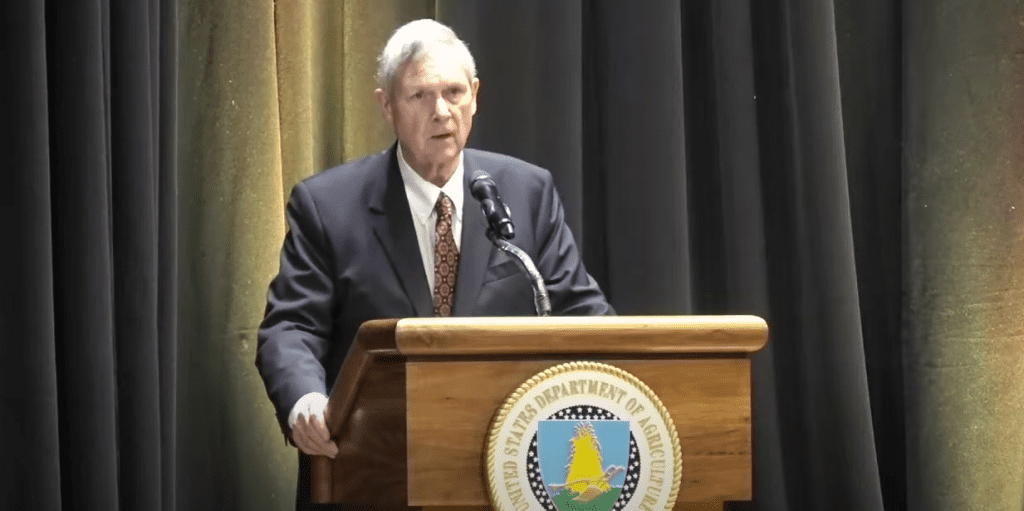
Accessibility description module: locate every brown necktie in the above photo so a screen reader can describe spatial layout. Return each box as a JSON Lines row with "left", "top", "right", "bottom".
{"left": 433, "top": 192, "right": 459, "bottom": 316}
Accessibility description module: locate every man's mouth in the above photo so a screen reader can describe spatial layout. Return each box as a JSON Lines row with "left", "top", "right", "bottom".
{"left": 431, "top": 132, "right": 455, "bottom": 139}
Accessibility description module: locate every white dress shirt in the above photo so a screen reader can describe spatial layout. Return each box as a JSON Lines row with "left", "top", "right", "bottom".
{"left": 288, "top": 146, "right": 465, "bottom": 430}
{"left": 396, "top": 143, "right": 464, "bottom": 295}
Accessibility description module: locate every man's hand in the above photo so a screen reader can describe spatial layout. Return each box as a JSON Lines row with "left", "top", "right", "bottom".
{"left": 288, "top": 392, "right": 339, "bottom": 458}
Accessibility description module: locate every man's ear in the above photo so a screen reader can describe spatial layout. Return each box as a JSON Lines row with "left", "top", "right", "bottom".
{"left": 374, "top": 88, "right": 394, "bottom": 124}
{"left": 470, "top": 78, "right": 480, "bottom": 116}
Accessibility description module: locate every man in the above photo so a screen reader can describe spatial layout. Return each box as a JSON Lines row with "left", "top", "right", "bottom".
{"left": 255, "top": 18, "right": 612, "bottom": 506}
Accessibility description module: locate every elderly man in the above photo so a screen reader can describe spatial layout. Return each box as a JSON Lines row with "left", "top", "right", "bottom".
{"left": 256, "top": 18, "right": 612, "bottom": 507}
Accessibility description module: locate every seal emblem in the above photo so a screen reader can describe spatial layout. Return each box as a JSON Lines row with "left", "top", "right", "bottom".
{"left": 486, "top": 362, "right": 681, "bottom": 511}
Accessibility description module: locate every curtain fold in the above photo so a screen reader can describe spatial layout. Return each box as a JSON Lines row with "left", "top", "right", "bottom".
{"left": 47, "top": 0, "right": 120, "bottom": 508}
{"left": 834, "top": 0, "right": 906, "bottom": 508}
{"left": 110, "top": 1, "right": 165, "bottom": 508}
{"left": 681, "top": 0, "right": 789, "bottom": 507}
{"left": 157, "top": 1, "right": 179, "bottom": 506}
{"left": 1, "top": 1, "right": 62, "bottom": 509}
{"left": 583, "top": 1, "right": 693, "bottom": 315}
{"left": 2, "top": 0, "right": 177, "bottom": 510}
{"left": 749, "top": 0, "right": 884, "bottom": 507}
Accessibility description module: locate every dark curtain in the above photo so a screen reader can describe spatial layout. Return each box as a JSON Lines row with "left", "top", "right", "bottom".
{"left": 1, "top": 0, "right": 178, "bottom": 510}
{"left": 834, "top": 1, "right": 904, "bottom": 509}
{"left": 442, "top": 1, "right": 897, "bottom": 509}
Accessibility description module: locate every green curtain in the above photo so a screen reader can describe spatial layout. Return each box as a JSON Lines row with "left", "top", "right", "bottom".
{"left": 176, "top": 1, "right": 432, "bottom": 507}
{"left": 902, "top": 1, "right": 1024, "bottom": 508}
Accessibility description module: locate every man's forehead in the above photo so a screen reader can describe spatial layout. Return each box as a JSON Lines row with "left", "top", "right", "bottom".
{"left": 398, "top": 52, "right": 472, "bottom": 87}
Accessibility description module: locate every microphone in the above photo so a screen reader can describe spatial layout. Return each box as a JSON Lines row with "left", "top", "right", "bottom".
{"left": 470, "top": 170, "right": 550, "bottom": 315}
{"left": 470, "top": 170, "right": 515, "bottom": 240}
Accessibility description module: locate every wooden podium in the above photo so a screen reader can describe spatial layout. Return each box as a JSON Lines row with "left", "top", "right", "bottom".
{"left": 312, "top": 316, "right": 767, "bottom": 510}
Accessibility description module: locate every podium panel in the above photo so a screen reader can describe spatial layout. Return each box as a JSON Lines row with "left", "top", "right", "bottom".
{"left": 407, "top": 358, "right": 751, "bottom": 506}
{"left": 312, "top": 316, "right": 767, "bottom": 509}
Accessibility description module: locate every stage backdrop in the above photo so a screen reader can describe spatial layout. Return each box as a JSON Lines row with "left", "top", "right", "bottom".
{"left": 3, "top": 0, "right": 1022, "bottom": 510}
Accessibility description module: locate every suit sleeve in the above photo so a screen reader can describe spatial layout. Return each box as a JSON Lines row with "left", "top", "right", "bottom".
{"left": 256, "top": 182, "right": 336, "bottom": 432}
{"left": 533, "top": 172, "right": 615, "bottom": 316}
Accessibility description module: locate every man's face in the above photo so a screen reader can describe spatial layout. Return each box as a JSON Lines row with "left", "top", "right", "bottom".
{"left": 377, "top": 49, "right": 480, "bottom": 186}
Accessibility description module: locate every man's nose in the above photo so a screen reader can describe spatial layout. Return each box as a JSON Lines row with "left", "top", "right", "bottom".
{"left": 433, "top": 96, "right": 451, "bottom": 119}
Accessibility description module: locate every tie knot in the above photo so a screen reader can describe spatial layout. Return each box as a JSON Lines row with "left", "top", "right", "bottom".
{"left": 435, "top": 192, "right": 453, "bottom": 218}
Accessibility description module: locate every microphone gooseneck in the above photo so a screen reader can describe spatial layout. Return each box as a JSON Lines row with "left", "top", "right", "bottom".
{"left": 486, "top": 232, "right": 552, "bottom": 317}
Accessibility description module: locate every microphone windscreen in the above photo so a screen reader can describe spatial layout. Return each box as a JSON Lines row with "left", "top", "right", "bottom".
{"left": 470, "top": 170, "right": 494, "bottom": 201}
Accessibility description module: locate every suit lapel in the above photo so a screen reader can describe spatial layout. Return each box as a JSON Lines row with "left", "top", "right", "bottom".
{"left": 453, "top": 151, "right": 493, "bottom": 316}
{"left": 368, "top": 145, "right": 433, "bottom": 317}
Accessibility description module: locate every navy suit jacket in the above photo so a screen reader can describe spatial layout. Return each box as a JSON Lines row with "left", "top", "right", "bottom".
{"left": 256, "top": 144, "right": 612, "bottom": 431}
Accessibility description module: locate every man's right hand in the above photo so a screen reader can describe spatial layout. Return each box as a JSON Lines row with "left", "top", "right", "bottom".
{"left": 288, "top": 392, "right": 339, "bottom": 458}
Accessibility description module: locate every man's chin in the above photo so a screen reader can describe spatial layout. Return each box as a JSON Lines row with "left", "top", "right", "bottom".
{"left": 424, "top": 144, "right": 461, "bottom": 161}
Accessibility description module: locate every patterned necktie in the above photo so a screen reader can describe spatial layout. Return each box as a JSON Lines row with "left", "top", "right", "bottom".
{"left": 433, "top": 192, "right": 459, "bottom": 316}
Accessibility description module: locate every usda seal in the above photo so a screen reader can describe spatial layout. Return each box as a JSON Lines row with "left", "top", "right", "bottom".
{"left": 485, "top": 362, "right": 681, "bottom": 511}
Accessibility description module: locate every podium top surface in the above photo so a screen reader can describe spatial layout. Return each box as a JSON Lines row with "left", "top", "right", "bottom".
{"left": 390, "top": 315, "right": 768, "bottom": 356}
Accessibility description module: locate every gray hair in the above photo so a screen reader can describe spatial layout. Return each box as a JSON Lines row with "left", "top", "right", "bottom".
{"left": 376, "top": 19, "right": 477, "bottom": 95}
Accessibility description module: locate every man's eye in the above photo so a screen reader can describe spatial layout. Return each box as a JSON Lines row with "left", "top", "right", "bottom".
{"left": 412, "top": 91, "right": 424, "bottom": 99}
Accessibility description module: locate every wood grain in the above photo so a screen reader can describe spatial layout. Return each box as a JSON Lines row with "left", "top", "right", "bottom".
{"left": 315, "top": 319, "right": 406, "bottom": 506}
{"left": 395, "top": 316, "right": 768, "bottom": 356}
{"left": 326, "top": 362, "right": 408, "bottom": 506}
{"left": 324, "top": 319, "right": 400, "bottom": 435}
{"left": 407, "top": 359, "right": 751, "bottom": 506}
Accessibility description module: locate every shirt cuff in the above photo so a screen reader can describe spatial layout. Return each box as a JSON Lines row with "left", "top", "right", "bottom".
{"left": 287, "top": 391, "right": 329, "bottom": 430}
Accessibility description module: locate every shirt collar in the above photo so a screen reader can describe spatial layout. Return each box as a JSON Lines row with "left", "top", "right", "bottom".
{"left": 397, "top": 144, "right": 464, "bottom": 224}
